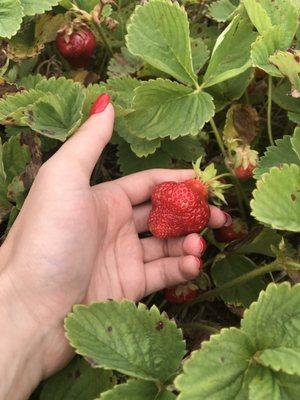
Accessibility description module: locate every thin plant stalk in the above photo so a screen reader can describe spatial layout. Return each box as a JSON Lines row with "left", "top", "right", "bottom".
{"left": 209, "top": 119, "right": 248, "bottom": 219}
{"left": 267, "top": 75, "right": 275, "bottom": 146}
{"left": 186, "top": 262, "right": 281, "bottom": 307}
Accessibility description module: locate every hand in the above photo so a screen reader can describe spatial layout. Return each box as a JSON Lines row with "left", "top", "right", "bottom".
{"left": 0, "top": 95, "right": 228, "bottom": 399}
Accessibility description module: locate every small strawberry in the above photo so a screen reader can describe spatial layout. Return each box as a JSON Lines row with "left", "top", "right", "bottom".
{"left": 234, "top": 163, "right": 256, "bottom": 180}
{"left": 148, "top": 159, "right": 230, "bottom": 239}
{"left": 231, "top": 145, "right": 259, "bottom": 181}
{"left": 56, "top": 25, "right": 96, "bottom": 68}
{"left": 215, "top": 218, "right": 248, "bottom": 243}
{"left": 164, "top": 282, "right": 200, "bottom": 304}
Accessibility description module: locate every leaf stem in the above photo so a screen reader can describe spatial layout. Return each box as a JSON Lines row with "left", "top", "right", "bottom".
{"left": 95, "top": 23, "right": 114, "bottom": 58}
{"left": 267, "top": 75, "right": 275, "bottom": 146}
{"left": 210, "top": 118, "right": 227, "bottom": 160}
{"left": 186, "top": 262, "right": 281, "bottom": 307}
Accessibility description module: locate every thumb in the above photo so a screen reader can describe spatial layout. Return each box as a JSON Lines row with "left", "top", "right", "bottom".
{"left": 54, "top": 93, "right": 114, "bottom": 177}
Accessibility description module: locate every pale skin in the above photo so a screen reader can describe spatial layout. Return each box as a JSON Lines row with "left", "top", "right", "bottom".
{"left": 0, "top": 103, "right": 228, "bottom": 400}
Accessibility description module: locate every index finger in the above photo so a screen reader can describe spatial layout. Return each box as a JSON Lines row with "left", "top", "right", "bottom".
{"left": 115, "top": 169, "right": 194, "bottom": 205}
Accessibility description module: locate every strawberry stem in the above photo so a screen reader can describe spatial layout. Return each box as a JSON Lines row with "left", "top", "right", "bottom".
{"left": 94, "top": 22, "right": 114, "bottom": 57}
{"left": 210, "top": 118, "right": 248, "bottom": 218}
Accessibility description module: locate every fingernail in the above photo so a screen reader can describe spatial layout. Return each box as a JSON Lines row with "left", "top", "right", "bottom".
{"left": 223, "top": 212, "right": 232, "bottom": 227}
{"left": 199, "top": 236, "right": 207, "bottom": 256}
{"left": 89, "top": 93, "right": 111, "bottom": 116}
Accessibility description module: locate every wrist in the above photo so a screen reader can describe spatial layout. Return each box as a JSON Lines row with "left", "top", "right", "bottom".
{"left": 0, "top": 266, "right": 45, "bottom": 400}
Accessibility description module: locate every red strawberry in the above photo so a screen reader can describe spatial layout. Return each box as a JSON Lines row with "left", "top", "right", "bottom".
{"left": 234, "top": 163, "right": 256, "bottom": 180}
{"left": 215, "top": 218, "right": 248, "bottom": 243}
{"left": 148, "top": 179, "right": 210, "bottom": 238}
{"left": 148, "top": 159, "right": 231, "bottom": 239}
{"left": 164, "top": 282, "right": 200, "bottom": 304}
{"left": 56, "top": 26, "right": 96, "bottom": 68}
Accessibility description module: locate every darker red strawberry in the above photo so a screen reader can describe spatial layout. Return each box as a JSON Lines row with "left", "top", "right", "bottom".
{"left": 56, "top": 26, "right": 96, "bottom": 68}
{"left": 148, "top": 179, "right": 210, "bottom": 238}
{"left": 234, "top": 163, "right": 256, "bottom": 180}
{"left": 164, "top": 282, "right": 200, "bottom": 304}
{"left": 215, "top": 218, "right": 248, "bottom": 243}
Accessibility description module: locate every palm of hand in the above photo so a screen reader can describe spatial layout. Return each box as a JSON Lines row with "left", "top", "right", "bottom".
{"left": 87, "top": 182, "right": 147, "bottom": 303}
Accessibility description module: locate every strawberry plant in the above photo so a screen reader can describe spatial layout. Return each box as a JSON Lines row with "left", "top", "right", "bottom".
{"left": 0, "top": 0, "right": 300, "bottom": 399}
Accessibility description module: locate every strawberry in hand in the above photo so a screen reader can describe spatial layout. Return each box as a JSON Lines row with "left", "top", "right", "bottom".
{"left": 148, "top": 159, "right": 230, "bottom": 238}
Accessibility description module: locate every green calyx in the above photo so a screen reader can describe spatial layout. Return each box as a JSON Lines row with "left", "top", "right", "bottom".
{"left": 193, "top": 157, "right": 231, "bottom": 205}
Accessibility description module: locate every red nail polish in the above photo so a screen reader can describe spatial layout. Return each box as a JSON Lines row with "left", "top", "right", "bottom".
{"left": 89, "top": 93, "right": 111, "bottom": 116}
{"left": 223, "top": 212, "right": 232, "bottom": 227}
{"left": 199, "top": 236, "right": 207, "bottom": 256}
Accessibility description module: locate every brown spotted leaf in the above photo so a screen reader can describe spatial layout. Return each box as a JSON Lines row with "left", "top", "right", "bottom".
{"left": 65, "top": 300, "right": 185, "bottom": 383}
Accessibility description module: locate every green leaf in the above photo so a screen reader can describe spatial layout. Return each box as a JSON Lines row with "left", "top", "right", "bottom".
{"left": 107, "top": 77, "right": 141, "bottom": 111}
{"left": 65, "top": 300, "right": 185, "bottom": 383}
{"left": 243, "top": 0, "right": 273, "bottom": 35}
{"left": 24, "top": 94, "right": 82, "bottom": 140}
{"left": 6, "top": 206, "right": 18, "bottom": 229}
{"left": 208, "top": 0, "right": 237, "bottom": 22}
{"left": 2, "top": 135, "right": 30, "bottom": 183}
{"left": 0, "top": 139, "right": 11, "bottom": 211}
{"left": 242, "top": 283, "right": 300, "bottom": 350}
{"left": 7, "top": 175, "right": 26, "bottom": 209}
{"left": 116, "top": 118, "right": 161, "bottom": 157}
{"left": 0, "top": 0, "right": 24, "bottom": 39}
{"left": 269, "top": 50, "right": 300, "bottom": 96}
{"left": 236, "top": 228, "right": 282, "bottom": 257}
{"left": 254, "top": 135, "right": 300, "bottom": 180}
{"left": 40, "top": 357, "right": 114, "bottom": 400}
{"left": 175, "top": 328, "right": 255, "bottom": 400}
{"left": 23, "top": 77, "right": 85, "bottom": 140}
{"left": 190, "top": 38, "right": 210, "bottom": 73}
{"left": 161, "top": 136, "right": 205, "bottom": 162}
{"left": 207, "top": 68, "right": 253, "bottom": 112}
{"left": 244, "top": 0, "right": 298, "bottom": 40}
{"left": 176, "top": 283, "right": 300, "bottom": 400}
{"left": 117, "top": 140, "right": 172, "bottom": 174}
{"left": 0, "top": 90, "right": 46, "bottom": 125}
{"left": 107, "top": 47, "right": 143, "bottom": 79}
{"left": 258, "top": 347, "right": 300, "bottom": 376}
{"left": 291, "top": 127, "right": 300, "bottom": 159}
{"left": 251, "top": 164, "right": 300, "bottom": 232}
{"left": 249, "top": 368, "right": 300, "bottom": 400}
{"left": 251, "top": 26, "right": 294, "bottom": 76}
{"left": 18, "top": 74, "right": 45, "bottom": 90}
{"left": 99, "top": 380, "right": 176, "bottom": 400}
{"left": 7, "top": 19, "right": 44, "bottom": 62}
{"left": 20, "top": 0, "right": 60, "bottom": 16}
{"left": 211, "top": 254, "right": 265, "bottom": 307}
{"left": 73, "top": 0, "right": 99, "bottom": 13}
{"left": 35, "top": 13, "right": 67, "bottom": 44}
{"left": 126, "top": 0, "right": 198, "bottom": 86}
{"left": 124, "top": 79, "right": 215, "bottom": 140}
{"left": 273, "top": 79, "right": 300, "bottom": 122}
{"left": 202, "top": 17, "right": 256, "bottom": 88}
